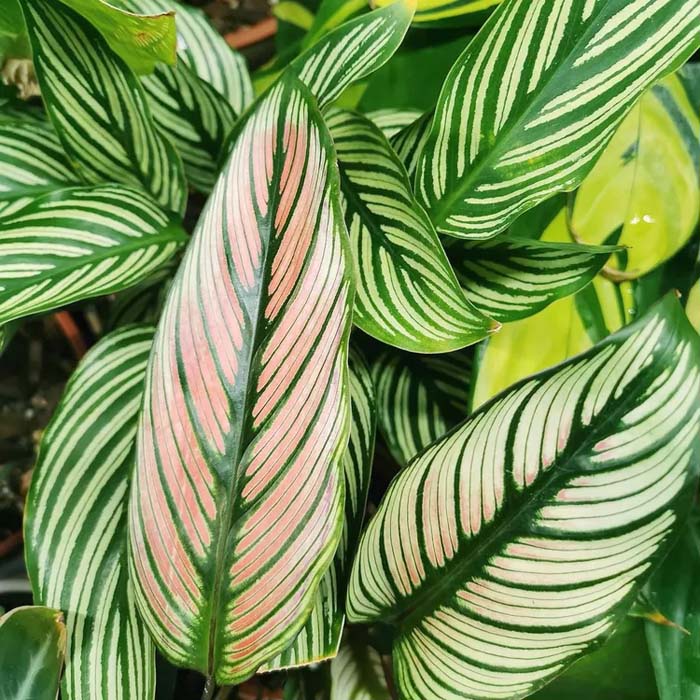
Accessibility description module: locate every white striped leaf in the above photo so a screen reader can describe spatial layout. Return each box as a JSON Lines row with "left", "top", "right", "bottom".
{"left": 21, "top": 0, "right": 187, "bottom": 215}
{"left": 367, "top": 108, "right": 424, "bottom": 138}
{"left": 448, "top": 237, "right": 615, "bottom": 323}
{"left": 417, "top": 0, "right": 700, "bottom": 239}
{"left": 326, "top": 108, "right": 496, "bottom": 353}
{"left": 128, "top": 74, "right": 355, "bottom": 684}
{"left": 0, "top": 606, "right": 65, "bottom": 700}
{"left": 264, "top": 348, "right": 377, "bottom": 670}
{"left": 348, "top": 295, "right": 700, "bottom": 700}
{"left": 0, "top": 185, "right": 186, "bottom": 325}
{"left": 373, "top": 348, "right": 471, "bottom": 466}
{"left": 330, "top": 638, "right": 391, "bottom": 700}
{"left": 373, "top": 0, "right": 502, "bottom": 26}
{"left": 390, "top": 112, "right": 431, "bottom": 182}
{"left": 0, "top": 120, "right": 79, "bottom": 201}
{"left": 24, "top": 326, "right": 156, "bottom": 700}
{"left": 287, "top": 0, "right": 415, "bottom": 109}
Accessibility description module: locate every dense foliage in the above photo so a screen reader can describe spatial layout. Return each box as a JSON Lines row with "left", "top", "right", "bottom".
{"left": 0, "top": 0, "right": 699, "bottom": 699}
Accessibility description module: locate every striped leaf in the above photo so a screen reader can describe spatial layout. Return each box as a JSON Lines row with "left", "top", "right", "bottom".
{"left": 373, "top": 348, "right": 471, "bottom": 465}
{"left": 417, "top": 0, "right": 700, "bottom": 239}
{"left": 288, "top": 0, "right": 415, "bottom": 109}
{"left": 373, "top": 0, "right": 502, "bottom": 26}
{"left": 264, "top": 348, "right": 376, "bottom": 670}
{"left": 326, "top": 109, "right": 496, "bottom": 353}
{"left": 348, "top": 294, "right": 700, "bottom": 700}
{"left": 0, "top": 120, "right": 79, "bottom": 201}
{"left": 330, "top": 638, "right": 391, "bottom": 700}
{"left": 24, "top": 326, "right": 156, "bottom": 700}
{"left": 571, "top": 73, "right": 700, "bottom": 278}
{"left": 21, "top": 0, "right": 187, "bottom": 215}
{"left": 367, "top": 108, "right": 424, "bottom": 138}
{"left": 128, "top": 74, "right": 354, "bottom": 684}
{"left": 390, "top": 112, "right": 431, "bottom": 182}
{"left": 0, "top": 185, "right": 186, "bottom": 325}
{"left": 448, "top": 236, "right": 615, "bottom": 323}
{"left": 0, "top": 606, "right": 65, "bottom": 700}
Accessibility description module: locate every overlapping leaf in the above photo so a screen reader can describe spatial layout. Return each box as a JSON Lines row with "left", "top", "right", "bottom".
{"left": 128, "top": 74, "right": 354, "bottom": 684}
{"left": 417, "top": 0, "right": 700, "bottom": 239}
{"left": 0, "top": 606, "right": 65, "bottom": 700}
{"left": 264, "top": 348, "right": 376, "bottom": 669}
{"left": 21, "top": 0, "right": 186, "bottom": 214}
{"left": 390, "top": 112, "right": 431, "bottom": 181}
{"left": 0, "top": 185, "right": 186, "bottom": 325}
{"left": 330, "top": 637, "right": 391, "bottom": 700}
{"left": 24, "top": 326, "right": 156, "bottom": 700}
{"left": 348, "top": 295, "right": 700, "bottom": 700}
{"left": 373, "top": 0, "right": 502, "bottom": 26}
{"left": 0, "top": 120, "right": 79, "bottom": 201}
{"left": 326, "top": 109, "right": 496, "bottom": 352}
{"left": 368, "top": 108, "right": 423, "bottom": 138}
{"left": 373, "top": 348, "right": 471, "bottom": 465}
{"left": 448, "top": 236, "right": 615, "bottom": 323}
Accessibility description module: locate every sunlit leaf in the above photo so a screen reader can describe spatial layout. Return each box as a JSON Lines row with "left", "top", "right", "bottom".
{"left": 372, "top": 0, "right": 501, "bottom": 26}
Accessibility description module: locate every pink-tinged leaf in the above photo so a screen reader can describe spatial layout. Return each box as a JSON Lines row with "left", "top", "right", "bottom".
{"left": 128, "top": 73, "right": 354, "bottom": 685}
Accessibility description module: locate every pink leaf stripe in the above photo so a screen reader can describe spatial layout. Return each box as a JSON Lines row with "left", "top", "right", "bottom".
{"left": 128, "top": 74, "right": 354, "bottom": 684}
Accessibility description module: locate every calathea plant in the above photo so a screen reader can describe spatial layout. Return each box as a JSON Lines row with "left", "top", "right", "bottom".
{"left": 0, "top": 0, "right": 699, "bottom": 699}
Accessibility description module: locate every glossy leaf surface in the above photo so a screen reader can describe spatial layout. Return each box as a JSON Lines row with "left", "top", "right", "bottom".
{"left": 25, "top": 326, "right": 156, "bottom": 700}
{"left": 349, "top": 295, "right": 700, "bottom": 700}
{"left": 129, "top": 74, "right": 354, "bottom": 684}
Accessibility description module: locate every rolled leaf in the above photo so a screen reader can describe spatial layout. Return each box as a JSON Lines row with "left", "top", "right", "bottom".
{"left": 417, "top": 0, "right": 700, "bottom": 239}
{"left": 571, "top": 73, "right": 700, "bottom": 278}
{"left": 24, "top": 326, "right": 156, "bottom": 700}
{"left": 0, "top": 120, "right": 79, "bottom": 201}
{"left": 128, "top": 74, "right": 354, "bottom": 684}
{"left": 326, "top": 108, "right": 496, "bottom": 353}
{"left": 264, "top": 348, "right": 376, "bottom": 669}
{"left": 0, "top": 606, "right": 65, "bottom": 700}
{"left": 0, "top": 185, "right": 186, "bottom": 325}
{"left": 448, "top": 236, "right": 615, "bottom": 323}
{"left": 373, "top": 348, "right": 471, "bottom": 465}
{"left": 645, "top": 518, "right": 700, "bottom": 700}
{"left": 373, "top": 0, "right": 502, "bottom": 26}
{"left": 330, "top": 638, "right": 391, "bottom": 700}
{"left": 288, "top": 0, "right": 415, "bottom": 109}
{"left": 348, "top": 294, "right": 700, "bottom": 700}
{"left": 21, "top": 0, "right": 187, "bottom": 215}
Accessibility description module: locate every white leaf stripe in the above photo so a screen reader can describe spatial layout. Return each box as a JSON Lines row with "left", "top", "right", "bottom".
{"left": 448, "top": 237, "right": 614, "bottom": 322}
{"left": 24, "top": 327, "right": 156, "bottom": 700}
{"left": 128, "top": 75, "right": 354, "bottom": 683}
{"left": 389, "top": 112, "right": 431, "bottom": 183}
{"left": 142, "top": 61, "right": 237, "bottom": 192}
{"left": 264, "top": 348, "right": 377, "bottom": 670}
{"left": 21, "top": 0, "right": 187, "bottom": 215}
{"left": 373, "top": 349, "right": 471, "bottom": 466}
{"left": 0, "top": 121, "right": 79, "bottom": 200}
{"left": 418, "top": 0, "right": 700, "bottom": 239}
{"left": 348, "top": 296, "right": 700, "bottom": 700}
{"left": 326, "top": 108, "right": 497, "bottom": 353}
{"left": 367, "top": 108, "right": 424, "bottom": 138}
{"left": 0, "top": 185, "right": 185, "bottom": 325}
{"left": 289, "top": 0, "right": 415, "bottom": 109}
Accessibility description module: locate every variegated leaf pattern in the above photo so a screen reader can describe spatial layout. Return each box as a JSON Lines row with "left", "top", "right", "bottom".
{"left": 373, "top": 0, "right": 502, "bottom": 26}
{"left": 0, "top": 185, "right": 186, "bottom": 325}
{"left": 348, "top": 295, "right": 700, "bottom": 700}
{"left": 24, "top": 326, "right": 156, "bottom": 700}
{"left": 264, "top": 348, "right": 376, "bottom": 670}
{"left": 417, "top": 0, "right": 700, "bottom": 239}
{"left": 390, "top": 112, "right": 431, "bottom": 182}
{"left": 0, "top": 606, "right": 66, "bottom": 700}
{"left": 448, "top": 237, "right": 615, "bottom": 323}
{"left": 367, "top": 108, "right": 423, "bottom": 138}
{"left": 326, "top": 109, "right": 496, "bottom": 353}
{"left": 288, "top": 0, "right": 415, "bottom": 109}
{"left": 0, "top": 121, "right": 79, "bottom": 201}
{"left": 373, "top": 348, "right": 471, "bottom": 466}
{"left": 128, "top": 74, "right": 354, "bottom": 684}
{"left": 21, "top": 0, "right": 187, "bottom": 215}
{"left": 330, "top": 638, "right": 391, "bottom": 700}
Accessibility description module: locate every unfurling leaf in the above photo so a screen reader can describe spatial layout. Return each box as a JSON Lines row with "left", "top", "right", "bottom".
{"left": 24, "top": 327, "right": 156, "bottom": 700}
{"left": 418, "top": 0, "right": 700, "bottom": 239}
{"left": 128, "top": 74, "right": 354, "bottom": 684}
{"left": 0, "top": 606, "right": 66, "bottom": 700}
{"left": 348, "top": 295, "right": 700, "bottom": 700}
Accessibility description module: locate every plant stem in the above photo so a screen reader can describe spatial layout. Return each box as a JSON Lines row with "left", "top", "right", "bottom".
{"left": 201, "top": 676, "right": 216, "bottom": 700}
{"left": 381, "top": 655, "right": 399, "bottom": 700}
